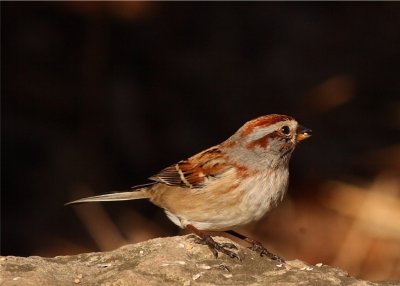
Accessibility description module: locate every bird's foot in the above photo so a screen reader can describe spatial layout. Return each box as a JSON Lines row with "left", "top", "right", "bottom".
{"left": 188, "top": 234, "right": 241, "bottom": 261}
{"left": 248, "top": 241, "right": 285, "bottom": 264}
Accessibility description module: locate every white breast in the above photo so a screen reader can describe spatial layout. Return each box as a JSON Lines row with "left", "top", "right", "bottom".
{"left": 239, "top": 167, "right": 289, "bottom": 223}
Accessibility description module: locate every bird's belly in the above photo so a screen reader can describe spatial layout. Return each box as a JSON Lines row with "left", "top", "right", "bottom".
{"left": 164, "top": 172, "right": 288, "bottom": 231}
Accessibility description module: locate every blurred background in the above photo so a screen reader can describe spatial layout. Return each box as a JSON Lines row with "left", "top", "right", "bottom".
{"left": 2, "top": 2, "right": 400, "bottom": 281}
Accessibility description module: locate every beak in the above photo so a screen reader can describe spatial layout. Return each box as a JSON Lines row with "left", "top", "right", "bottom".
{"left": 296, "top": 125, "right": 312, "bottom": 142}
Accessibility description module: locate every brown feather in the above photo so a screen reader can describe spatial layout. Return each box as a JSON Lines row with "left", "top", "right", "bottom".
{"left": 149, "top": 146, "right": 229, "bottom": 188}
{"left": 240, "top": 114, "right": 293, "bottom": 136}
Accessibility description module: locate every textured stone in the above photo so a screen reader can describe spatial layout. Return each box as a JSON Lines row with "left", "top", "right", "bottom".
{"left": 0, "top": 236, "right": 398, "bottom": 286}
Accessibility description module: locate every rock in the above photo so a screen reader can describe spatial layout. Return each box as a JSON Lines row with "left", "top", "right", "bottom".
{"left": 0, "top": 235, "right": 397, "bottom": 285}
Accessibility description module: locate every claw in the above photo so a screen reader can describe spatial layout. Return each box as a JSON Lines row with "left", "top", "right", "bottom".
{"left": 219, "top": 243, "right": 238, "bottom": 250}
{"left": 208, "top": 245, "right": 219, "bottom": 258}
{"left": 249, "top": 242, "right": 285, "bottom": 264}
{"left": 188, "top": 235, "right": 241, "bottom": 261}
{"left": 224, "top": 230, "right": 285, "bottom": 264}
{"left": 216, "top": 264, "right": 231, "bottom": 272}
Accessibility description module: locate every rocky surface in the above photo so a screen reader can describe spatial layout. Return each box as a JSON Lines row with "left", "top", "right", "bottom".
{"left": 0, "top": 236, "right": 398, "bottom": 286}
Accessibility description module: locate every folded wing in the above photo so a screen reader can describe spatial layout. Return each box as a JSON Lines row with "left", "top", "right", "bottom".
{"left": 149, "top": 146, "right": 229, "bottom": 189}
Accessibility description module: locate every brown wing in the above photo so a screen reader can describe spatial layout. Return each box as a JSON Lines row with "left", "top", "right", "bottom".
{"left": 149, "top": 146, "right": 229, "bottom": 189}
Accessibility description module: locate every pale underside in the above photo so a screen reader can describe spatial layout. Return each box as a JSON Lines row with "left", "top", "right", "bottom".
{"left": 148, "top": 166, "right": 289, "bottom": 231}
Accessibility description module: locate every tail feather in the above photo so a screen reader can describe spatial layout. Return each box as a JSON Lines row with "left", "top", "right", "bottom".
{"left": 65, "top": 189, "right": 149, "bottom": 205}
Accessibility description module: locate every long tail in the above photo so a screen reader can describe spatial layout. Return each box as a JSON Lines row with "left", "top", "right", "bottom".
{"left": 65, "top": 183, "right": 154, "bottom": 205}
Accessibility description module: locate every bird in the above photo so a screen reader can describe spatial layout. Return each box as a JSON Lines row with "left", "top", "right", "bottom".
{"left": 67, "top": 114, "right": 311, "bottom": 262}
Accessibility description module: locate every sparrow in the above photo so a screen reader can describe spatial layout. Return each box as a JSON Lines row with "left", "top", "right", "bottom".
{"left": 67, "top": 114, "right": 311, "bottom": 262}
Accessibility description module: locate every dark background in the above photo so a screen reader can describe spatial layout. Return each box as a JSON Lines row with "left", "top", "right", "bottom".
{"left": 2, "top": 2, "right": 400, "bottom": 281}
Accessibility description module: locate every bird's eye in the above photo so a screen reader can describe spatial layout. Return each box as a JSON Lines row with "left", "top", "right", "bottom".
{"left": 280, "top": 126, "right": 290, "bottom": 135}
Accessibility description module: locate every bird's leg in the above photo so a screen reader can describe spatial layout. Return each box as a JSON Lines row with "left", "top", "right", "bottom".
{"left": 226, "top": 230, "right": 285, "bottom": 263}
{"left": 186, "top": 224, "right": 241, "bottom": 261}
